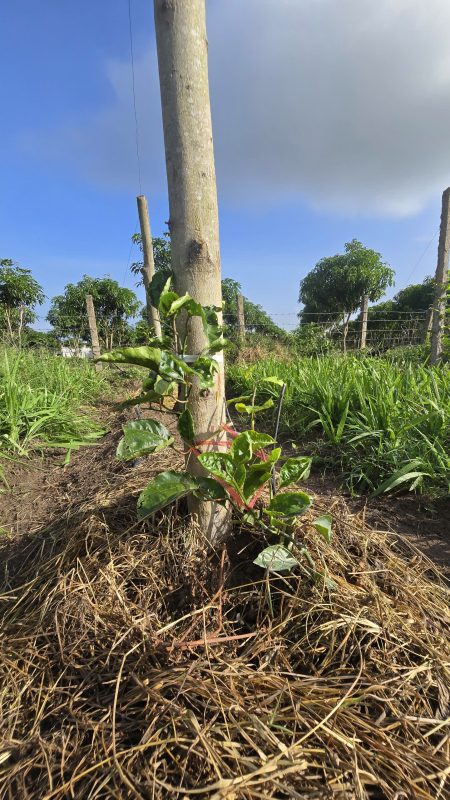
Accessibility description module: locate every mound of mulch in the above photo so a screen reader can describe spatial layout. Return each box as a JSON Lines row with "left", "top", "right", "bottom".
{"left": 0, "top": 416, "right": 449, "bottom": 799}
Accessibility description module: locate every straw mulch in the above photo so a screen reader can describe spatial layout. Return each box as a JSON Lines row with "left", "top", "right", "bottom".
{"left": 0, "top": 439, "right": 449, "bottom": 798}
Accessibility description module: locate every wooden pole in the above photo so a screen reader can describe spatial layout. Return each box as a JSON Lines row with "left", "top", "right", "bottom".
{"left": 136, "top": 195, "right": 162, "bottom": 338}
{"left": 154, "top": 0, "right": 229, "bottom": 544}
{"left": 359, "top": 294, "right": 369, "bottom": 350}
{"left": 422, "top": 307, "right": 433, "bottom": 344}
{"left": 430, "top": 187, "right": 450, "bottom": 364}
{"left": 237, "top": 293, "right": 245, "bottom": 340}
{"left": 85, "top": 295, "right": 102, "bottom": 371}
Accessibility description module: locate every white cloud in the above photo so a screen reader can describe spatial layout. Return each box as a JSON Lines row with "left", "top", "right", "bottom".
{"left": 21, "top": 0, "right": 450, "bottom": 217}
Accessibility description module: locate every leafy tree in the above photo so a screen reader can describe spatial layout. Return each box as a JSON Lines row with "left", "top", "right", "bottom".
{"left": 130, "top": 232, "right": 172, "bottom": 283}
{"left": 0, "top": 260, "right": 44, "bottom": 344}
{"left": 299, "top": 239, "right": 394, "bottom": 350}
{"left": 47, "top": 276, "right": 140, "bottom": 351}
{"left": 131, "top": 234, "right": 285, "bottom": 341}
{"left": 21, "top": 328, "right": 60, "bottom": 351}
{"left": 221, "top": 278, "right": 286, "bottom": 339}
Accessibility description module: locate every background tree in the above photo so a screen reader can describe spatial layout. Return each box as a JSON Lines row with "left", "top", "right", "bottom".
{"left": 221, "top": 278, "right": 286, "bottom": 339}
{"left": 48, "top": 276, "right": 140, "bottom": 350}
{"left": 0, "top": 260, "right": 44, "bottom": 344}
{"left": 362, "top": 276, "right": 437, "bottom": 351}
{"left": 131, "top": 237, "right": 285, "bottom": 342}
{"left": 299, "top": 239, "right": 394, "bottom": 350}
{"left": 130, "top": 232, "right": 172, "bottom": 284}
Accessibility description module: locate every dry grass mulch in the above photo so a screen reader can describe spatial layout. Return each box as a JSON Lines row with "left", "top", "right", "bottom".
{"left": 0, "top": 415, "right": 449, "bottom": 799}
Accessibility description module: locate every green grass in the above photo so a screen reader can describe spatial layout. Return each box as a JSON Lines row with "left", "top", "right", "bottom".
{"left": 0, "top": 348, "right": 108, "bottom": 469}
{"left": 227, "top": 355, "right": 450, "bottom": 496}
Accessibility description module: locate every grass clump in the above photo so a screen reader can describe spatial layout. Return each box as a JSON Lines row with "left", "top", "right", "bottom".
{"left": 227, "top": 355, "right": 450, "bottom": 495}
{"left": 0, "top": 348, "right": 106, "bottom": 463}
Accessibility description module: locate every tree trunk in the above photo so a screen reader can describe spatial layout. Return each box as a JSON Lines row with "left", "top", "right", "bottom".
{"left": 153, "top": 0, "right": 230, "bottom": 544}
{"left": 136, "top": 194, "right": 162, "bottom": 337}
{"left": 430, "top": 187, "right": 450, "bottom": 364}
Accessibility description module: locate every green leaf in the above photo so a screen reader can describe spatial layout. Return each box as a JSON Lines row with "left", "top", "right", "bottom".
{"left": 137, "top": 471, "right": 197, "bottom": 518}
{"left": 279, "top": 456, "right": 312, "bottom": 488}
{"left": 267, "top": 491, "right": 312, "bottom": 517}
{"left": 117, "top": 419, "right": 174, "bottom": 461}
{"left": 261, "top": 376, "right": 284, "bottom": 386}
{"left": 149, "top": 270, "right": 172, "bottom": 309}
{"left": 226, "top": 394, "right": 252, "bottom": 406}
{"left": 159, "top": 288, "right": 180, "bottom": 316}
{"left": 235, "top": 399, "right": 274, "bottom": 415}
{"left": 228, "top": 430, "right": 275, "bottom": 463}
{"left": 159, "top": 352, "right": 188, "bottom": 382}
{"left": 120, "top": 392, "right": 161, "bottom": 408}
{"left": 313, "top": 514, "right": 332, "bottom": 542}
{"left": 168, "top": 294, "right": 197, "bottom": 316}
{"left": 153, "top": 376, "right": 176, "bottom": 397}
{"left": 190, "top": 356, "right": 218, "bottom": 389}
{"left": 178, "top": 409, "right": 195, "bottom": 443}
{"left": 97, "top": 346, "right": 161, "bottom": 370}
{"left": 194, "top": 477, "right": 228, "bottom": 502}
{"left": 202, "top": 306, "right": 225, "bottom": 351}
{"left": 254, "top": 545, "right": 299, "bottom": 573}
{"left": 198, "top": 451, "right": 237, "bottom": 484}
{"left": 231, "top": 431, "right": 252, "bottom": 463}
{"left": 371, "top": 461, "right": 428, "bottom": 498}
{"left": 266, "top": 447, "right": 282, "bottom": 464}
{"left": 242, "top": 463, "right": 273, "bottom": 502}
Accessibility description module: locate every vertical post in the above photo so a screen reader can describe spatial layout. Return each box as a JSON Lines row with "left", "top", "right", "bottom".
{"left": 359, "top": 294, "right": 369, "bottom": 350}
{"left": 136, "top": 194, "right": 162, "bottom": 338}
{"left": 237, "top": 293, "right": 245, "bottom": 340}
{"left": 422, "top": 307, "right": 433, "bottom": 344}
{"left": 430, "top": 187, "right": 450, "bottom": 364}
{"left": 85, "top": 295, "right": 102, "bottom": 371}
{"left": 154, "top": 0, "right": 229, "bottom": 543}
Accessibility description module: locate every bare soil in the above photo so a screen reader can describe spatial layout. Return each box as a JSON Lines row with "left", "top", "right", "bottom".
{"left": 1, "top": 395, "right": 448, "bottom": 575}
{"left": 1, "top": 396, "right": 449, "bottom": 798}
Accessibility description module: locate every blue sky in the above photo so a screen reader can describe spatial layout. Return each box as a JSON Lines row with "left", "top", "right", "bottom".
{"left": 1, "top": 0, "right": 449, "bottom": 331}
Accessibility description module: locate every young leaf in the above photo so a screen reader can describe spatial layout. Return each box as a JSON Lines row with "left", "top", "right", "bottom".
{"left": 198, "top": 451, "right": 238, "bottom": 487}
{"left": 168, "top": 293, "right": 197, "bottom": 316}
{"left": 137, "top": 471, "right": 198, "bottom": 518}
{"left": 261, "top": 376, "right": 284, "bottom": 386}
{"left": 242, "top": 464, "right": 273, "bottom": 502}
{"left": 178, "top": 409, "right": 195, "bottom": 443}
{"left": 231, "top": 431, "right": 252, "bottom": 463}
{"left": 267, "top": 491, "right": 312, "bottom": 517}
{"left": 190, "top": 356, "right": 218, "bottom": 389}
{"left": 159, "top": 352, "right": 188, "bottom": 382}
{"left": 149, "top": 270, "right": 172, "bottom": 308}
{"left": 235, "top": 399, "right": 274, "bottom": 414}
{"left": 279, "top": 456, "right": 312, "bottom": 488}
{"left": 254, "top": 545, "right": 299, "bottom": 573}
{"left": 159, "top": 289, "right": 180, "bottom": 316}
{"left": 116, "top": 419, "right": 173, "bottom": 461}
{"left": 97, "top": 346, "right": 161, "bottom": 370}
{"left": 226, "top": 394, "right": 252, "bottom": 406}
{"left": 313, "top": 514, "right": 332, "bottom": 542}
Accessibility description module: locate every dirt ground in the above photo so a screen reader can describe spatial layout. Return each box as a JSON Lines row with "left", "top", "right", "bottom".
{"left": 1, "top": 397, "right": 449, "bottom": 573}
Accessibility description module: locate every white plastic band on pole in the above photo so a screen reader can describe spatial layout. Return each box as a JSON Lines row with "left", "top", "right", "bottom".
{"left": 180, "top": 352, "right": 224, "bottom": 363}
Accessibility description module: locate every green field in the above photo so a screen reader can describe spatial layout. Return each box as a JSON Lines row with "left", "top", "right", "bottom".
{"left": 227, "top": 354, "right": 450, "bottom": 496}
{"left": 0, "top": 349, "right": 107, "bottom": 477}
